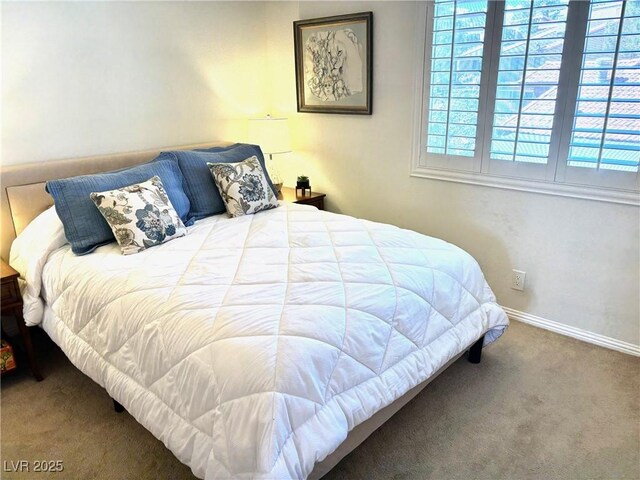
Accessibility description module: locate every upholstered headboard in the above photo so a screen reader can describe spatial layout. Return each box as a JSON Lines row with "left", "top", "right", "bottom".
{"left": 0, "top": 141, "right": 231, "bottom": 261}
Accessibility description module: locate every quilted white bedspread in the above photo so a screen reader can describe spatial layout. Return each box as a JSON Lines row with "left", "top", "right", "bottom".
{"left": 24, "top": 202, "right": 508, "bottom": 479}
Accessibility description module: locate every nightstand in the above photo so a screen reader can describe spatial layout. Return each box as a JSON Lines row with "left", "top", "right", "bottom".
{"left": 278, "top": 186, "right": 326, "bottom": 211}
{"left": 1, "top": 259, "right": 43, "bottom": 381}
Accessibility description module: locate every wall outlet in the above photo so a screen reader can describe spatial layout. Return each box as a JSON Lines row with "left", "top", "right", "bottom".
{"left": 511, "top": 269, "right": 526, "bottom": 291}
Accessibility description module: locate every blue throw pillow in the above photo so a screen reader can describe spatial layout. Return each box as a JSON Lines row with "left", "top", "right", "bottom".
{"left": 164, "top": 144, "right": 277, "bottom": 220}
{"left": 46, "top": 155, "right": 192, "bottom": 255}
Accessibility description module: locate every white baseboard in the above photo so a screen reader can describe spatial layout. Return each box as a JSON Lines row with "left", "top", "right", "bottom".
{"left": 502, "top": 306, "right": 640, "bottom": 357}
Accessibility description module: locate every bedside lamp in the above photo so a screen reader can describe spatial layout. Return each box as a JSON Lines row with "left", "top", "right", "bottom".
{"left": 248, "top": 115, "right": 291, "bottom": 193}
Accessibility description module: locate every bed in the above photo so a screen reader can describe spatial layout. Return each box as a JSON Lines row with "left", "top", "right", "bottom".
{"left": 1, "top": 142, "right": 509, "bottom": 479}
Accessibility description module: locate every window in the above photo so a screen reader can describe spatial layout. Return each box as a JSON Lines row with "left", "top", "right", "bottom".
{"left": 414, "top": 0, "right": 640, "bottom": 204}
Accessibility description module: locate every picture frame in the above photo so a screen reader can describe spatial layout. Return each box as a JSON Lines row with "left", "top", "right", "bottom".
{"left": 294, "top": 12, "right": 373, "bottom": 115}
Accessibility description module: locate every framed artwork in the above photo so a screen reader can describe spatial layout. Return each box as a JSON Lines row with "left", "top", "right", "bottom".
{"left": 294, "top": 12, "right": 373, "bottom": 115}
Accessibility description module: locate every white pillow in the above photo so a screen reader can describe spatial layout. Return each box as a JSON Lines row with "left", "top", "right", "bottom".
{"left": 9, "top": 206, "right": 68, "bottom": 326}
{"left": 208, "top": 156, "right": 279, "bottom": 218}
{"left": 90, "top": 176, "right": 187, "bottom": 255}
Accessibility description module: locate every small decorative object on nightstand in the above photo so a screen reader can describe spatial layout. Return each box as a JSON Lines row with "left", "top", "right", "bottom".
{"left": 1, "top": 259, "right": 43, "bottom": 381}
{"left": 296, "top": 175, "right": 311, "bottom": 196}
{"left": 278, "top": 186, "right": 326, "bottom": 211}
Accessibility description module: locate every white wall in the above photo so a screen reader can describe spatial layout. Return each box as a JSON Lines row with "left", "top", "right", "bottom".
{"left": 2, "top": 1, "right": 638, "bottom": 347}
{"left": 1, "top": 1, "right": 268, "bottom": 165}
{"left": 266, "top": 1, "right": 640, "bottom": 347}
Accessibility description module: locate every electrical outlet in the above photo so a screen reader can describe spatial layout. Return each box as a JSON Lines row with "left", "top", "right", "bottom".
{"left": 511, "top": 269, "right": 526, "bottom": 291}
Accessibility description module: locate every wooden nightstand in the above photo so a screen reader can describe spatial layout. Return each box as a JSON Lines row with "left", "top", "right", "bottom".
{"left": 1, "top": 259, "right": 43, "bottom": 381}
{"left": 278, "top": 187, "right": 326, "bottom": 211}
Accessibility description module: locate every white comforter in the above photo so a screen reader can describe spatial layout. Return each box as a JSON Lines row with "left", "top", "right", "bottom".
{"left": 14, "top": 202, "right": 508, "bottom": 479}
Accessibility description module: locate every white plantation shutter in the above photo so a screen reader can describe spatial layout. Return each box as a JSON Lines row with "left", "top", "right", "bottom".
{"left": 427, "top": 0, "right": 489, "bottom": 158}
{"left": 489, "top": 0, "right": 569, "bottom": 165}
{"left": 422, "top": 0, "right": 495, "bottom": 172}
{"left": 554, "top": 0, "right": 640, "bottom": 190}
{"left": 568, "top": 0, "right": 640, "bottom": 172}
{"left": 416, "top": 0, "right": 639, "bottom": 201}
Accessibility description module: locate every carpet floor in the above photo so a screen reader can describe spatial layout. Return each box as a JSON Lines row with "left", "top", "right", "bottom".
{"left": 1, "top": 321, "right": 638, "bottom": 479}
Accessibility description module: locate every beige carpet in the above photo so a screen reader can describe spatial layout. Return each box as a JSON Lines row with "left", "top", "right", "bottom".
{"left": 1, "top": 321, "right": 638, "bottom": 479}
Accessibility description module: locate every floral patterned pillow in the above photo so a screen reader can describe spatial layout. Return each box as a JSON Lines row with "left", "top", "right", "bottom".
{"left": 90, "top": 176, "right": 187, "bottom": 255}
{"left": 207, "top": 156, "right": 279, "bottom": 218}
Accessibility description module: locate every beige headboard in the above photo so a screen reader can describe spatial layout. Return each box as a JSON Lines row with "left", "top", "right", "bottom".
{"left": 0, "top": 141, "right": 232, "bottom": 261}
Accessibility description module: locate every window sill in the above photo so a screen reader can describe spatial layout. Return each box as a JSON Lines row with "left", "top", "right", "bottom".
{"left": 410, "top": 165, "right": 640, "bottom": 206}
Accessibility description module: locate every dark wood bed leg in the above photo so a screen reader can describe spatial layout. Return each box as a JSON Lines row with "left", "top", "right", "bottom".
{"left": 112, "top": 399, "right": 125, "bottom": 413}
{"left": 467, "top": 335, "right": 485, "bottom": 364}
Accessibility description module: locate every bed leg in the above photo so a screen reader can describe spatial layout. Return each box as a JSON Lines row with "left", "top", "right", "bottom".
{"left": 112, "top": 399, "right": 125, "bottom": 413}
{"left": 467, "top": 335, "right": 485, "bottom": 364}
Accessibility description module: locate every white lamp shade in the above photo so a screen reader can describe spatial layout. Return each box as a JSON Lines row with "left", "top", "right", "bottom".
{"left": 248, "top": 117, "right": 291, "bottom": 155}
